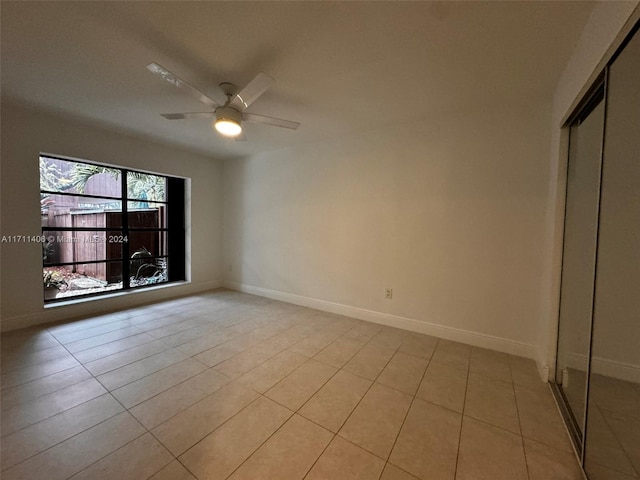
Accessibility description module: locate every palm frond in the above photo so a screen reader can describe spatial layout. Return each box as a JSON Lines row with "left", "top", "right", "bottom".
{"left": 39, "top": 158, "right": 65, "bottom": 191}
{"left": 70, "top": 164, "right": 120, "bottom": 193}
{"left": 127, "top": 172, "right": 166, "bottom": 202}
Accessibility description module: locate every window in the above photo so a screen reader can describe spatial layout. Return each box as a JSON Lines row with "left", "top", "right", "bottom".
{"left": 40, "top": 155, "right": 185, "bottom": 302}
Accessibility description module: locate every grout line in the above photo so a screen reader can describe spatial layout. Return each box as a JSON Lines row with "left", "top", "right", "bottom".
{"left": 299, "top": 330, "right": 393, "bottom": 480}
{"left": 82, "top": 341, "right": 178, "bottom": 376}
{"left": 208, "top": 322, "right": 322, "bottom": 380}
{"left": 0, "top": 400, "right": 140, "bottom": 474}
{"left": 265, "top": 328, "right": 402, "bottom": 479}
{"left": 182, "top": 324, "right": 339, "bottom": 480}
{"left": 60, "top": 323, "right": 146, "bottom": 349}
{"left": 82, "top": 311, "right": 280, "bottom": 377}
{"left": 307, "top": 336, "right": 368, "bottom": 371}
{"left": 50, "top": 322, "right": 146, "bottom": 346}
{"left": 452, "top": 346, "right": 471, "bottom": 479}
{"left": 0, "top": 375, "right": 104, "bottom": 437}
{"left": 105, "top": 357, "right": 213, "bottom": 407}
{"left": 92, "top": 349, "right": 191, "bottom": 392}
{"left": 129, "top": 310, "right": 323, "bottom": 465}
{"left": 1, "top": 349, "right": 106, "bottom": 437}
{"left": 1, "top": 344, "right": 70, "bottom": 375}
{"left": 315, "top": 335, "right": 391, "bottom": 431}
{"left": 2, "top": 310, "right": 234, "bottom": 445}
{"left": 298, "top": 432, "right": 337, "bottom": 480}
{"left": 510, "top": 356, "right": 533, "bottom": 480}
{"left": 151, "top": 323, "right": 239, "bottom": 351}
{"left": 57, "top": 424, "right": 156, "bottom": 479}
{"left": 265, "top": 357, "right": 343, "bottom": 409}
{"left": 1, "top": 361, "right": 85, "bottom": 398}
{"left": 68, "top": 331, "right": 159, "bottom": 358}
{"left": 325, "top": 333, "right": 405, "bottom": 462}
{"left": 56, "top": 336, "right": 135, "bottom": 418}
{"left": 221, "top": 405, "right": 304, "bottom": 480}
{"left": 126, "top": 312, "right": 308, "bottom": 476}
{"left": 148, "top": 393, "right": 271, "bottom": 475}
{"left": 383, "top": 341, "right": 437, "bottom": 467}
{"left": 47, "top": 314, "right": 133, "bottom": 338}
{"left": 174, "top": 455, "right": 200, "bottom": 480}
{"left": 81, "top": 339, "right": 173, "bottom": 364}
{"left": 125, "top": 369, "right": 234, "bottom": 430}
{"left": 597, "top": 403, "right": 639, "bottom": 478}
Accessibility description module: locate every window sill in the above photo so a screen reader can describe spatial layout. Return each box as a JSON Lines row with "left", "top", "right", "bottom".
{"left": 44, "top": 280, "right": 190, "bottom": 309}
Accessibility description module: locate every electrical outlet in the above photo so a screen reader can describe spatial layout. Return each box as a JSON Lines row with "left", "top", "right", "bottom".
{"left": 385, "top": 288, "right": 393, "bottom": 299}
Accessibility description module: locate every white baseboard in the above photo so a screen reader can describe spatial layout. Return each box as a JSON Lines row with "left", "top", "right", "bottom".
{"left": 592, "top": 356, "right": 640, "bottom": 384}
{"left": 539, "top": 364, "right": 551, "bottom": 383}
{"left": 224, "top": 280, "right": 536, "bottom": 359}
{"left": 561, "top": 352, "right": 640, "bottom": 384}
{"left": 1, "top": 280, "right": 223, "bottom": 332}
{"left": 563, "top": 352, "right": 589, "bottom": 372}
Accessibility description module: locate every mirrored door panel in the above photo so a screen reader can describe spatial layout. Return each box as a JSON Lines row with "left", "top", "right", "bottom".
{"left": 555, "top": 94, "right": 605, "bottom": 438}
{"left": 585, "top": 27, "right": 640, "bottom": 480}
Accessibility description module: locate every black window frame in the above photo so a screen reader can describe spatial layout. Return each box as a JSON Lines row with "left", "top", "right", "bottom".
{"left": 40, "top": 154, "right": 186, "bottom": 303}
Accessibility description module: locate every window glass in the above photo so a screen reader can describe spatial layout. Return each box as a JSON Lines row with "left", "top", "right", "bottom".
{"left": 43, "top": 263, "right": 123, "bottom": 299}
{"left": 130, "top": 258, "right": 168, "bottom": 287}
{"left": 40, "top": 155, "right": 184, "bottom": 302}
{"left": 127, "top": 172, "right": 166, "bottom": 202}
{"left": 129, "top": 231, "right": 168, "bottom": 259}
{"left": 41, "top": 196, "right": 122, "bottom": 227}
{"left": 42, "top": 231, "right": 123, "bottom": 265}
{"left": 128, "top": 202, "right": 167, "bottom": 229}
{"left": 39, "top": 157, "right": 121, "bottom": 197}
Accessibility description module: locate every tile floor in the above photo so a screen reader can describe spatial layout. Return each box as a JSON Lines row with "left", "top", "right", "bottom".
{"left": 0, "top": 289, "right": 584, "bottom": 480}
{"left": 549, "top": 366, "right": 640, "bottom": 479}
{"left": 584, "top": 375, "right": 640, "bottom": 479}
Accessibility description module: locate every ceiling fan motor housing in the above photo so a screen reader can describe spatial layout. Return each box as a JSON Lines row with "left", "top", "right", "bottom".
{"left": 215, "top": 106, "right": 242, "bottom": 125}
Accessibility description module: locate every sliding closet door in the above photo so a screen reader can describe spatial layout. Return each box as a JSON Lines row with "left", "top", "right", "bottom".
{"left": 584, "top": 28, "right": 640, "bottom": 479}
{"left": 555, "top": 90, "right": 605, "bottom": 440}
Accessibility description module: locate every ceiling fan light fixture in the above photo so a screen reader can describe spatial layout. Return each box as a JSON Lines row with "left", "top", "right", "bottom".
{"left": 214, "top": 107, "right": 242, "bottom": 137}
{"left": 214, "top": 119, "right": 242, "bottom": 136}
{"left": 148, "top": 64, "right": 301, "bottom": 138}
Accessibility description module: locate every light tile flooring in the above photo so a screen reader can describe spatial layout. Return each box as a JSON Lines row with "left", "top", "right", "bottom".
{"left": 553, "top": 367, "right": 640, "bottom": 479}
{"left": 1, "top": 290, "right": 584, "bottom": 480}
{"left": 585, "top": 375, "right": 640, "bottom": 479}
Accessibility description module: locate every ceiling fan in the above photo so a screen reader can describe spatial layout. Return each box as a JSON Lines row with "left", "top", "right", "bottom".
{"left": 146, "top": 63, "right": 300, "bottom": 140}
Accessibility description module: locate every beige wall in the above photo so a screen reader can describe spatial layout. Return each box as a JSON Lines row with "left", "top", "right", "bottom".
{"left": 223, "top": 98, "right": 551, "bottom": 357}
{"left": 0, "top": 103, "right": 224, "bottom": 331}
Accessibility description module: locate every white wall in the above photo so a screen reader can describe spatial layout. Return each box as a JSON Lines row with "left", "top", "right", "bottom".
{"left": 0, "top": 102, "right": 224, "bottom": 331}
{"left": 537, "top": 1, "right": 640, "bottom": 379}
{"left": 223, "top": 98, "right": 552, "bottom": 358}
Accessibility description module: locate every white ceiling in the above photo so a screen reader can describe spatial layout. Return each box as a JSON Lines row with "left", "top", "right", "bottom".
{"left": 1, "top": 1, "right": 594, "bottom": 160}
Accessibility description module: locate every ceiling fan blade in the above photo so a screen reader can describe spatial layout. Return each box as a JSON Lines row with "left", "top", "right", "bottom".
{"left": 160, "top": 112, "right": 216, "bottom": 120}
{"left": 147, "top": 63, "right": 219, "bottom": 108}
{"left": 230, "top": 72, "right": 274, "bottom": 110}
{"left": 242, "top": 112, "right": 300, "bottom": 130}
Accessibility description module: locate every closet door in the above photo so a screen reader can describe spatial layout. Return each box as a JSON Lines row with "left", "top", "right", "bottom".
{"left": 585, "top": 28, "right": 640, "bottom": 479}
{"left": 555, "top": 92, "right": 605, "bottom": 442}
